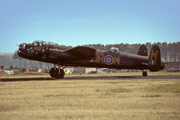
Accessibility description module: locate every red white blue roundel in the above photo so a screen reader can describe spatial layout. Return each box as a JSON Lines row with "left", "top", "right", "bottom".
{"left": 104, "top": 55, "right": 114, "bottom": 65}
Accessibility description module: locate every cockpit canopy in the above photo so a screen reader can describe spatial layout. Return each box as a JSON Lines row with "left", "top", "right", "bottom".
{"left": 32, "top": 40, "right": 58, "bottom": 47}
{"left": 19, "top": 41, "right": 49, "bottom": 52}
{"left": 19, "top": 41, "right": 58, "bottom": 49}
{"left": 18, "top": 40, "right": 71, "bottom": 54}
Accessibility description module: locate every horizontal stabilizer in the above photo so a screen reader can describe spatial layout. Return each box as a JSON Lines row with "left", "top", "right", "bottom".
{"left": 137, "top": 45, "right": 147, "bottom": 56}
{"left": 65, "top": 46, "right": 96, "bottom": 59}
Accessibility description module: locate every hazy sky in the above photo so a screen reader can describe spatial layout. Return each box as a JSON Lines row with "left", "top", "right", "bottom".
{"left": 0, "top": 0, "right": 180, "bottom": 52}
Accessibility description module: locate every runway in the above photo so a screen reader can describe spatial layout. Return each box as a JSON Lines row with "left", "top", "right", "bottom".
{"left": 0, "top": 73, "right": 180, "bottom": 82}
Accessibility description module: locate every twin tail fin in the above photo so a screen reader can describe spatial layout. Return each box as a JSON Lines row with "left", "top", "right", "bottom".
{"left": 148, "top": 45, "right": 161, "bottom": 71}
{"left": 137, "top": 45, "right": 148, "bottom": 56}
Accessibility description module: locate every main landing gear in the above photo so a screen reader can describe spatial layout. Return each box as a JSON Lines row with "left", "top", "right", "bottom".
{"left": 142, "top": 71, "right": 147, "bottom": 77}
{"left": 49, "top": 66, "right": 65, "bottom": 79}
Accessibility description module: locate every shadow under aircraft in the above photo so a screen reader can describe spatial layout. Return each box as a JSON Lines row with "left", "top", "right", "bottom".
{"left": 16, "top": 41, "right": 165, "bottom": 79}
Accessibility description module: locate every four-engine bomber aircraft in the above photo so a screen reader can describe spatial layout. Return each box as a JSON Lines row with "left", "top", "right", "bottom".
{"left": 17, "top": 41, "right": 165, "bottom": 79}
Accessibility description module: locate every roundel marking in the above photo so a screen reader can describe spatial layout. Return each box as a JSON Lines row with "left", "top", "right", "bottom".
{"left": 104, "top": 55, "right": 114, "bottom": 65}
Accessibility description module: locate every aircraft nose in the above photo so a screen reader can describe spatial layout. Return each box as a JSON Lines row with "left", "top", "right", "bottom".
{"left": 17, "top": 44, "right": 23, "bottom": 53}
{"left": 17, "top": 43, "right": 28, "bottom": 57}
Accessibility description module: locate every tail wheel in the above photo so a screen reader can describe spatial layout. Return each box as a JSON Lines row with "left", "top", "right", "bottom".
{"left": 142, "top": 71, "right": 147, "bottom": 77}
{"left": 50, "top": 68, "right": 65, "bottom": 79}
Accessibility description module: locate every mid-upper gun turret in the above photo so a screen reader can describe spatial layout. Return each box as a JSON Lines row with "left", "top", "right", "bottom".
{"left": 109, "top": 47, "right": 119, "bottom": 52}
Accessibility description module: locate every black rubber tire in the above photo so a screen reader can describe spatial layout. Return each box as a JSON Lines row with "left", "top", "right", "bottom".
{"left": 54, "top": 69, "right": 65, "bottom": 79}
{"left": 49, "top": 68, "right": 65, "bottom": 79}
{"left": 50, "top": 68, "right": 56, "bottom": 78}
{"left": 142, "top": 71, "right": 147, "bottom": 77}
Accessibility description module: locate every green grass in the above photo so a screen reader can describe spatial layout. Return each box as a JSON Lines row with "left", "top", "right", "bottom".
{"left": 0, "top": 72, "right": 180, "bottom": 120}
{"left": 143, "top": 84, "right": 180, "bottom": 93}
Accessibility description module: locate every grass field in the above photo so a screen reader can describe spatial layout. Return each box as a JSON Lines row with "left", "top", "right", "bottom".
{"left": 0, "top": 72, "right": 180, "bottom": 120}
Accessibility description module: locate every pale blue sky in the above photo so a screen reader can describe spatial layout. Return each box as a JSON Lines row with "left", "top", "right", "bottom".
{"left": 0, "top": 0, "right": 180, "bottom": 52}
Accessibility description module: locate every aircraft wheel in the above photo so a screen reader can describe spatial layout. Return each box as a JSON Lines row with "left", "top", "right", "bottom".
{"left": 50, "top": 68, "right": 56, "bottom": 78}
{"left": 142, "top": 71, "right": 147, "bottom": 77}
{"left": 49, "top": 68, "right": 65, "bottom": 79}
{"left": 58, "top": 69, "right": 65, "bottom": 79}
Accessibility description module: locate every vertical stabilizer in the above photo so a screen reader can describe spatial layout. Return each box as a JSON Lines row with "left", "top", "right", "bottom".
{"left": 137, "top": 45, "right": 147, "bottom": 56}
{"left": 148, "top": 45, "right": 161, "bottom": 71}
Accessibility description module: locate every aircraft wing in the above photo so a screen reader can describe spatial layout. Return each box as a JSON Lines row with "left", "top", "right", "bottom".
{"left": 65, "top": 46, "right": 96, "bottom": 59}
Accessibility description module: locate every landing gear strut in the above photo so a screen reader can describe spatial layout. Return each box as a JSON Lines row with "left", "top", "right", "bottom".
{"left": 49, "top": 67, "right": 65, "bottom": 79}
{"left": 142, "top": 71, "right": 147, "bottom": 77}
